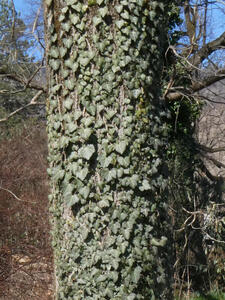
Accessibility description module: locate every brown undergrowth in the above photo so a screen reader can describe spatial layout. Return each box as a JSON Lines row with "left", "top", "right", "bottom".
{"left": 0, "top": 122, "right": 54, "bottom": 299}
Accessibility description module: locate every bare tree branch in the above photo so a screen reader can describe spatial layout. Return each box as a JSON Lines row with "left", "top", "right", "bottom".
{"left": 0, "top": 90, "right": 44, "bottom": 123}
{"left": 190, "top": 31, "right": 225, "bottom": 66}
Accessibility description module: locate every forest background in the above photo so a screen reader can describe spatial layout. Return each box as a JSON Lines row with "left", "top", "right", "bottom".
{"left": 0, "top": 0, "right": 224, "bottom": 299}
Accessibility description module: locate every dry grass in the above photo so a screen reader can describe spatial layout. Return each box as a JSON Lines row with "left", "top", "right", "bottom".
{"left": 0, "top": 122, "right": 54, "bottom": 299}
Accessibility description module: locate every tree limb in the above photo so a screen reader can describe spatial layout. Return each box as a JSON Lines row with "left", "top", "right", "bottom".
{"left": 0, "top": 90, "right": 44, "bottom": 123}
{"left": 189, "top": 31, "right": 225, "bottom": 67}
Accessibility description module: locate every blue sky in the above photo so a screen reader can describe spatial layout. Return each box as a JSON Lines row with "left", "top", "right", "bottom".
{"left": 14, "top": 0, "right": 27, "bottom": 19}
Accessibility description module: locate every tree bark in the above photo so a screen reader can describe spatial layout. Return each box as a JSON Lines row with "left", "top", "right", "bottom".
{"left": 45, "top": 1, "right": 173, "bottom": 299}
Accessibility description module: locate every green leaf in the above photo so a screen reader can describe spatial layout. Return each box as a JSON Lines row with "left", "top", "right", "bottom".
{"left": 115, "top": 20, "right": 125, "bottom": 29}
{"left": 99, "top": 7, "right": 108, "bottom": 18}
{"left": 64, "top": 98, "right": 73, "bottom": 110}
{"left": 129, "top": 174, "right": 139, "bottom": 188}
{"left": 67, "top": 123, "right": 77, "bottom": 133}
{"left": 86, "top": 104, "right": 96, "bottom": 116}
{"left": 110, "top": 271, "right": 118, "bottom": 283}
{"left": 50, "top": 48, "right": 59, "bottom": 58}
{"left": 93, "top": 16, "right": 102, "bottom": 27}
{"left": 103, "top": 156, "right": 113, "bottom": 168}
{"left": 121, "top": 242, "right": 128, "bottom": 254}
{"left": 132, "top": 266, "right": 142, "bottom": 284}
{"left": 98, "top": 199, "right": 110, "bottom": 208}
{"left": 79, "top": 186, "right": 90, "bottom": 199}
{"left": 115, "top": 141, "right": 127, "bottom": 155}
{"left": 151, "top": 236, "right": 168, "bottom": 247}
{"left": 61, "top": 68, "right": 69, "bottom": 78}
{"left": 80, "top": 128, "right": 93, "bottom": 140}
{"left": 71, "top": 62, "right": 78, "bottom": 72}
{"left": 106, "top": 110, "right": 116, "bottom": 120}
{"left": 76, "top": 168, "right": 88, "bottom": 181}
{"left": 121, "top": 11, "right": 129, "bottom": 19}
{"left": 71, "top": 163, "right": 79, "bottom": 175}
{"left": 53, "top": 169, "right": 65, "bottom": 182}
{"left": 139, "top": 179, "right": 151, "bottom": 191}
{"left": 63, "top": 37, "right": 73, "bottom": 48}
{"left": 127, "top": 294, "right": 136, "bottom": 300}
{"left": 70, "top": 14, "right": 79, "bottom": 25}
{"left": 117, "top": 168, "right": 124, "bottom": 178}
{"left": 67, "top": 194, "right": 80, "bottom": 207}
{"left": 63, "top": 184, "right": 74, "bottom": 202}
{"left": 111, "top": 260, "right": 119, "bottom": 270}
{"left": 50, "top": 59, "right": 60, "bottom": 71}
{"left": 79, "top": 57, "right": 90, "bottom": 67}
{"left": 132, "top": 89, "right": 141, "bottom": 98}
{"left": 79, "top": 144, "right": 95, "bottom": 160}
{"left": 74, "top": 110, "right": 82, "bottom": 120}
{"left": 96, "top": 274, "right": 107, "bottom": 282}
{"left": 46, "top": 0, "right": 52, "bottom": 6}
{"left": 106, "top": 169, "right": 117, "bottom": 182}
{"left": 115, "top": 5, "right": 123, "bottom": 14}
{"left": 82, "top": 117, "right": 94, "bottom": 127}
{"left": 124, "top": 228, "right": 130, "bottom": 240}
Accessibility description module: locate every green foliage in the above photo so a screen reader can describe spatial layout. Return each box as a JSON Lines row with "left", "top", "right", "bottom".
{"left": 46, "top": 0, "right": 173, "bottom": 299}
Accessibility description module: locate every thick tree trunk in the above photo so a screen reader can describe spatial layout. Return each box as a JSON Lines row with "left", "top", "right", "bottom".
{"left": 45, "top": 0, "right": 173, "bottom": 299}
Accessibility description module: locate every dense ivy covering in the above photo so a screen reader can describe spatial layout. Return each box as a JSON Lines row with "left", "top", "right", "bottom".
{"left": 45, "top": 0, "right": 173, "bottom": 299}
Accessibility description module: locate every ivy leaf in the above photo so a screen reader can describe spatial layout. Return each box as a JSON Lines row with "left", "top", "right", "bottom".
{"left": 139, "top": 179, "right": 151, "bottom": 191}
{"left": 132, "top": 89, "right": 141, "bottom": 99}
{"left": 112, "top": 260, "right": 119, "bottom": 270}
{"left": 50, "top": 59, "right": 60, "bottom": 71}
{"left": 80, "top": 57, "right": 90, "bottom": 67}
{"left": 79, "top": 186, "right": 90, "bottom": 199}
{"left": 96, "top": 274, "right": 107, "bottom": 282}
{"left": 63, "top": 184, "right": 74, "bottom": 202}
{"left": 68, "top": 123, "right": 77, "bottom": 133}
{"left": 106, "top": 169, "right": 117, "bottom": 182}
{"left": 121, "top": 11, "right": 129, "bottom": 19}
{"left": 129, "top": 174, "right": 139, "bottom": 188}
{"left": 115, "top": 141, "right": 127, "bottom": 155}
{"left": 132, "top": 266, "right": 142, "bottom": 284}
{"left": 103, "top": 156, "right": 113, "bottom": 168}
{"left": 99, "top": 199, "right": 110, "bottom": 208}
{"left": 71, "top": 163, "right": 79, "bottom": 175}
{"left": 115, "top": 5, "right": 123, "bottom": 14}
{"left": 80, "top": 128, "right": 93, "bottom": 140}
{"left": 79, "top": 144, "right": 95, "bottom": 160}
{"left": 74, "top": 110, "right": 82, "bottom": 120}
{"left": 53, "top": 169, "right": 65, "bottom": 182}
{"left": 70, "top": 14, "right": 79, "bottom": 25}
{"left": 128, "top": 294, "right": 136, "bottom": 300}
{"left": 124, "top": 228, "right": 130, "bottom": 240}
{"left": 67, "top": 194, "right": 80, "bottom": 207}
{"left": 99, "top": 7, "right": 108, "bottom": 18}
{"left": 93, "top": 16, "right": 102, "bottom": 27}
{"left": 110, "top": 271, "right": 118, "bottom": 283}
{"left": 64, "top": 98, "right": 73, "bottom": 110}
{"left": 76, "top": 168, "right": 88, "bottom": 181}
{"left": 115, "top": 20, "right": 125, "bottom": 29}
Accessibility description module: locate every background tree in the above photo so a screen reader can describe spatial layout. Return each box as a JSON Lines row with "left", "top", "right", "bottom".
{"left": 45, "top": 0, "right": 174, "bottom": 298}
{"left": 164, "top": 0, "right": 225, "bottom": 295}
{"left": 0, "top": 0, "right": 45, "bottom": 131}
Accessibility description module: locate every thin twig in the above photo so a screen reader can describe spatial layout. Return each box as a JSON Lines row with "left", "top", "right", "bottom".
{"left": 0, "top": 187, "right": 36, "bottom": 204}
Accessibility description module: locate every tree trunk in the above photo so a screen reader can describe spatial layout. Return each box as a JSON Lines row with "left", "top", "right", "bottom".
{"left": 45, "top": 0, "right": 173, "bottom": 299}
